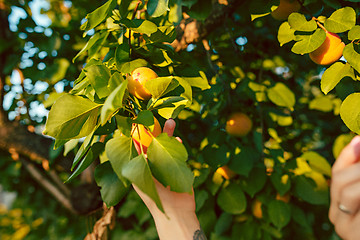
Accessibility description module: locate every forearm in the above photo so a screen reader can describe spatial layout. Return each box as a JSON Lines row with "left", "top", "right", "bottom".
{"left": 152, "top": 210, "right": 206, "bottom": 240}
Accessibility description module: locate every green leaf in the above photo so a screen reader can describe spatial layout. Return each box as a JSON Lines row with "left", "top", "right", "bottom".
{"left": 202, "top": 144, "right": 231, "bottom": 168}
{"left": 180, "top": 72, "right": 210, "bottom": 90}
{"left": 108, "top": 72, "right": 125, "bottom": 92}
{"left": 321, "top": 62, "right": 354, "bottom": 94}
{"left": 106, "top": 135, "right": 134, "bottom": 185}
{"left": 288, "top": 13, "right": 317, "bottom": 32}
{"left": 300, "top": 151, "right": 331, "bottom": 177}
{"left": 43, "top": 92, "right": 67, "bottom": 108}
{"left": 268, "top": 200, "right": 291, "bottom": 229}
{"left": 115, "top": 42, "right": 130, "bottom": 66}
{"left": 157, "top": 98, "right": 188, "bottom": 119}
{"left": 147, "top": 0, "right": 170, "bottom": 18}
{"left": 333, "top": 133, "right": 355, "bottom": 159}
{"left": 63, "top": 139, "right": 79, "bottom": 156}
{"left": 66, "top": 142, "right": 104, "bottom": 182}
{"left": 145, "top": 76, "right": 178, "bottom": 99}
{"left": 150, "top": 96, "right": 187, "bottom": 110}
{"left": 239, "top": 167, "right": 267, "bottom": 197}
{"left": 95, "top": 161, "right": 128, "bottom": 207}
{"left": 85, "top": 64, "right": 111, "bottom": 99}
{"left": 72, "top": 130, "right": 96, "bottom": 170}
{"left": 214, "top": 213, "right": 232, "bottom": 236}
{"left": 217, "top": 183, "right": 246, "bottom": 214}
{"left": 292, "top": 29, "right": 326, "bottom": 54}
{"left": 309, "top": 96, "right": 333, "bottom": 112}
{"left": 73, "top": 31, "right": 109, "bottom": 62}
{"left": 277, "top": 22, "right": 296, "bottom": 47}
{"left": 343, "top": 43, "right": 360, "bottom": 73}
{"left": 228, "top": 147, "right": 258, "bottom": 177}
{"left": 169, "top": 0, "right": 182, "bottom": 24}
{"left": 294, "top": 175, "right": 329, "bottom": 205}
{"left": 122, "top": 154, "right": 164, "bottom": 212}
{"left": 117, "top": 58, "right": 148, "bottom": 73}
{"left": 80, "top": 0, "right": 117, "bottom": 32}
{"left": 324, "top": 7, "right": 356, "bottom": 33}
{"left": 173, "top": 76, "right": 193, "bottom": 102}
{"left": 133, "top": 110, "right": 154, "bottom": 126}
{"left": 49, "top": 58, "right": 70, "bottom": 84}
{"left": 270, "top": 173, "right": 291, "bottom": 196}
{"left": 146, "top": 25, "right": 177, "bottom": 44}
{"left": 43, "top": 94, "right": 101, "bottom": 139}
{"left": 267, "top": 82, "right": 296, "bottom": 110}
{"left": 147, "top": 133, "right": 194, "bottom": 193}
{"left": 120, "top": 19, "right": 158, "bottom": 36}
{"left": 340, "top": 93, "right": 360, "bottom": 134}
{"left": 100, "top": 80, "right": 128, "bottom": 125}
{"left": 348, "top": 25, "right": 360, "bottom": 41}
{"left": 115, "top": 116, "right": 133, "bottom": 137}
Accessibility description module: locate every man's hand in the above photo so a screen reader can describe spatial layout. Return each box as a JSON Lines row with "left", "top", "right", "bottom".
{"left": 132, "top": 118, "right": 204, "bottom": 240}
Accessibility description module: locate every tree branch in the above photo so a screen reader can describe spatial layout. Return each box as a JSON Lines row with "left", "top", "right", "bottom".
{"left": 171, "top": 0, "right": 241, "bottom": 51}
{"left": 21, "top": 157, "right": 77, "bottom": 214}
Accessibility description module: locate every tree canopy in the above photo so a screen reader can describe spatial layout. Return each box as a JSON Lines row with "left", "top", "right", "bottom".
{"left": 1, "top": 0, "right": 360, "bottom": 239}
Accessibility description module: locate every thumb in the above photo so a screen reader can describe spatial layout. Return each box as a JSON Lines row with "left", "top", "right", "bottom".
{"left": 162, "top": 118, "right": 176, "bottom": 137}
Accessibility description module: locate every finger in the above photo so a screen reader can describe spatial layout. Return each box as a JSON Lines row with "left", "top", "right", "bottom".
{"left": 329, "top": 163, "right": 360, "bottom": 221}
{"left": 332, "top": 135, "right": 360, "bottom": 173}
{"left": 338, "top": 180, "right": 360, "bottom": 216}
{"left": 163, "top": 118, "right": 176, "bottom": 137}
{"left": 332, "top": 213, "right": 351, "bottom": 240}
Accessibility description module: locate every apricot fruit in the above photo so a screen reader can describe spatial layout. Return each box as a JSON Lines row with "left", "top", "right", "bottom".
{"left": 128, "top": 67, "right": 158, "bottom": 100}
{"left": 216, "top": 165, "right": 236, "bottom": 180}
{"left": 271, "top": 0, "right": 301, "bottom": 21}
{"left": 225, "top": 112, "right": 252, "bottom": 137}
{"left": 309, "top": 32, "right": 345, "bottom": 65}
{"left": 132, "top": 117, "right": 161, "bottom": 149}
{"left": 252, "top": 199, "right": 263, "bottom": 219}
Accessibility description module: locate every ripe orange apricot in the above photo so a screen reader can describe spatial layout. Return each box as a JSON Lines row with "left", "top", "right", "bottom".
{"left": 271, "top": 0, "right": 301, "bottom": 21}
{"left": 309, "top": 32, "right": 345, "bottom": 65}
{"left": 225, "top": 112, "right": 252, "bottom": 137}
{"left": 128, "top": 67, "right": 158, "bottom": 100}
{"left": 132, "top": 117, "right": 161, "bottom": 148}
{"left": 252, "top": 199, "right": 263, "bottom": 219}
{"left": 216, "top": 165, "right": 236, "bottom": 180}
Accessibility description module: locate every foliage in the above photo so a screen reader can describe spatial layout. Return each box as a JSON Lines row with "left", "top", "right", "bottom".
{"left": 2, "top": 0, "right": 360, "bottom": 239}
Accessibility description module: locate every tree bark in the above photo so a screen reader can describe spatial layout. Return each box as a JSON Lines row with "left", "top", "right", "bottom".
{"left": 171, "top": 0, "right": 240, "bottom": 51}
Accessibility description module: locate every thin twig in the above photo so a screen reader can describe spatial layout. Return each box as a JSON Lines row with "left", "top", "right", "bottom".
{"left": 21, "top": 157, "right": 77, "bottom": 214}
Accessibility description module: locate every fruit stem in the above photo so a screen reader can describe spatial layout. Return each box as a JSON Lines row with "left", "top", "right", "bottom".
{"left": 313, "top": 17, "right": 327, "bottom": 32}
{"left": 135, "top": 124, "right": 145, "bottom": 155}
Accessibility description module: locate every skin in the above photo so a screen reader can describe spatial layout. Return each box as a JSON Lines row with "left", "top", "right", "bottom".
{"left": 329, "top": 135, "right": 360, "bottom": 240}
{"left": 309, "top": 32, "right": 345, "bottom": 65}
{"left": 133, "top": 119, "right": 205, "bottom": 240}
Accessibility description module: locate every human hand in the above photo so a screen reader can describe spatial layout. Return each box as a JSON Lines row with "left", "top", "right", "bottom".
{"left": 132, "top": 118, "right": 201, "bottom": 240}
{"left": 329, "top": 135, "right": 360, "bottom": 240}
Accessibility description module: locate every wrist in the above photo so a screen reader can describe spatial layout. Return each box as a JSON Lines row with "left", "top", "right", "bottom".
{"left": 152, "top": 209, "right": 200, "bottom": 240}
